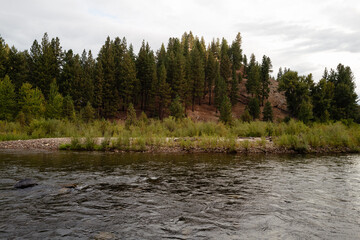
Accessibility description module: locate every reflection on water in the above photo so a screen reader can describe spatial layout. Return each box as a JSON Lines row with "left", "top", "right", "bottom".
{"left": 0, "top": 150, "right": 360, "bottom": 239}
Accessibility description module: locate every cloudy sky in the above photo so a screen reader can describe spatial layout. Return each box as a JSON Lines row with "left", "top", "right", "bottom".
{"left": 1, "top": 0, "right": 359, "bottom": 93}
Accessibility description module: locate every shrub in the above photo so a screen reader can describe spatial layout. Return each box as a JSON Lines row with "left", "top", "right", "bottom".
{"left": 70, "top": 137, "right": 82, "bottom": 150}
{"left": 125, "top": 103, "right": 137, "bottom": 128}
{"left": 170, "top": 95, "right": 185, "bottom": 120}
{"left": 81, "top": 102, "right": 95, "bottom": 123}
{"left": 241, "top": 108, "right": 252, "bottom": 122}
{"left": 84, "top": 137, "right": 96, "bottom": 150}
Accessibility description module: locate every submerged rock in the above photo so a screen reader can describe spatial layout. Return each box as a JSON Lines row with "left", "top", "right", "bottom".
{"left": 14, "top": 179, "right": 38, "bottom": 189}
{"left": 94, "top": 232, "right": 115, "bottom": 240}
{"left": 58, "top": 188, "right": 71, "bottom": 194}
{"left": 61, "top": 183, "right": 77, "bottom": 189}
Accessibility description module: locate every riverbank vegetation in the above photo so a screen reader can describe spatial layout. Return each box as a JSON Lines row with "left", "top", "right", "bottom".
{"left": 1, "top": 117, "right": 360, "bottom": 153}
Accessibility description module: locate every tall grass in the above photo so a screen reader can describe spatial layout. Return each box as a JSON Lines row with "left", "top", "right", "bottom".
{"left": 2, "top": 118, "right": 360, "bottom": 153}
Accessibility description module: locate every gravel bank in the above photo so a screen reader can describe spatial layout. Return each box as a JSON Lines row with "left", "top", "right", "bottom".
{"left": 0, "top": 138, "right": 71, "bottom": 150}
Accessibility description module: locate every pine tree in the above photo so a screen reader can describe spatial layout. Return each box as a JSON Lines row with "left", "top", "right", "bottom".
{"left": 5, "top": 47, "right": 29, "bottom": 91}
{"left": 156, "top": 43, "right": 167, "bottom": 71}
{"left": 248, "top": 97, "right": 260, "bottom": 119}
{"left": 98, "top": 36, "right": 118, "bottom": 118}
{"left": 173, "top": 53, "right": 186, "bottom": 99}
{"left": 62, "top": 95, "right": 76, "bottom": 120}
{"left": 209, "top": 38, "right": 221, "bottom": 60}
{"left": 205, "top": 51, "right": 218, "bottom": 105}
{"left": 219, "top": 95, "right": 232, "bottom": 124}
{"left": 230, "top": 69, "right": 239, "bottom": 105}
{"left": 243, "top": 54, "right": 248, "bottom": 77}
{"left": 220, "top": 54, "right": 231, "bottom": 84}
{"left": 50, "top": 36, "right": 63, "bottom": 83}
{"left": 220, "top": 38, "right": 229, "bottom": 58}
{"left": 260, "top": 55, "right": 272, "bottom": 106}
{"left": 28, "top": 39, "right": 42, "bottom": 88}
{"left": 311, "top": 78, "right": 334, "bottom": 122}
{"left": 128, "top": 44, "right": 136, "bottom": 62}
{"left": 156, "top": 63, "right": 171, "bottom": 119}
{"left": 262, "top": 101, "right": 273, "bottom": 122}
{"left": 166, "top": 51, "right": 178, "bottom": 97}
{"left": 113, "top": 37, "right": 126, "bottom": 110}
{"left": 80, "top": 50, "right": 95, "bottom": 107}
{"left": 136, "top": 41, "right": 157, "bottom": 111}
{"left": 220, "top": 38, "right": 232, "bottom": 84}
{"left": 328, "top": 64, "right": 357, "bottom": 120}
{"left": 238, "top": 72, "right": 243, "bottom": 84}
{"left": 190, "top": 46, "right": 205, "bottom": 111}
{"left": 166, "top": 38, "right": 185, "bottom": 99}
{"left": 0, "top": 37, "right": 7, "bottom": 78}
{"left": 59, "top": 50, "right": 83, "bottom": 108}
{"left": 38, "top": 33, "right": 53, "bottom": 97}
{"left": 230, "top": 32, "right": 242, "bottom": 70}
{"left": 298, "top": 99, "right": 313, "bottom": 123}
{"left": 180, "top": 51, "right": 192, "bottom": 112}
{"left": 215, "top": 75, "right": 226, "bottom": 112}
{"left": 28, "top": 33, "right": 62, "bottom": 98}
{"left": 246, "top": 54, "right": 260, "bottom": 97}
{"left": 0, "top": 75, "right": 16, "bottom": 120}
{"left": 93, "top": 62, "right": 104, "bottom": 118}
{"left": 120, "top": 52, "right": 138, "bottom": 110}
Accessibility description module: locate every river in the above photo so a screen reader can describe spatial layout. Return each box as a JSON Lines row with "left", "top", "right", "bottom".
{"left": 0, "top": 150, "right": 360, "bottom": 239}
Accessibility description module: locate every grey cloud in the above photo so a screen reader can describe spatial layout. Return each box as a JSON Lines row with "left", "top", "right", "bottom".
{"left": 237, "top": 21, "right": 360, "bottom": 54}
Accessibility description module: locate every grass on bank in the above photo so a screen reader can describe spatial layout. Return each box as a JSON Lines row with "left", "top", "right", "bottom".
{"left": 2, "top": 117, "right": 360, "bottom": 152}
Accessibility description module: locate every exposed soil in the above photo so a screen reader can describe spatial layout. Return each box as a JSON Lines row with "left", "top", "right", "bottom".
{"left": 182, "top": 74, "right": 289, "bottom": 122}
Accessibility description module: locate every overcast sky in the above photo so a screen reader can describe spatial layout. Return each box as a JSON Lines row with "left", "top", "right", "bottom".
{"left": 1, "top": 0, "right": 359, "bottom": 93}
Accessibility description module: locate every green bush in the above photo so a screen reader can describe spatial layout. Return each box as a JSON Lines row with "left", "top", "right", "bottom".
{"left": 276, "top": 134, "right": 308, "bottom": 152}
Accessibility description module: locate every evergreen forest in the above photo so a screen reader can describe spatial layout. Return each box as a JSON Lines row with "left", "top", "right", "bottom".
{"left": 0, "top": 32, "right": 358, "bottom": 124}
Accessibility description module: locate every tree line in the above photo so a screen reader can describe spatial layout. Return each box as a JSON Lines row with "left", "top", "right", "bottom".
{"left": 277, "top": 65, "right": 358, "bottom": 123}
{"left": 0, "top": 32, "right": 358, "bottom": 124}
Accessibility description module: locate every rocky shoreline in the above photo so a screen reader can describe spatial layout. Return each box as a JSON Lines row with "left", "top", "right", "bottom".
{"left": 0, "top": 138, "right": 71, "bottom": 150}
{"left": 0, "top": 137, "right": 356, "bottom": 154}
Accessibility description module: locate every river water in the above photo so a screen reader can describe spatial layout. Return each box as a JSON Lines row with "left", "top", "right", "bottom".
{"left": 0, "top": 150, "right": 360, "bottom": 239}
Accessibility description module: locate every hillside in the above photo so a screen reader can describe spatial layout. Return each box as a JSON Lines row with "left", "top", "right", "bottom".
{"left": 186, "top": 72, "right": 289, "bottom": 122}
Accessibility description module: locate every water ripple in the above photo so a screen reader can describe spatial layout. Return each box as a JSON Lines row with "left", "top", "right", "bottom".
{"left": 1, "top": 150, "right": 360, "bottom": 239}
